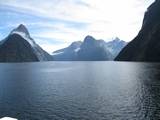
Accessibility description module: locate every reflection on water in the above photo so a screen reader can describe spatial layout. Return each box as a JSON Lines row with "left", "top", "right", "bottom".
{"left": 0, "top": 62, "right": 160, "bottom": 120}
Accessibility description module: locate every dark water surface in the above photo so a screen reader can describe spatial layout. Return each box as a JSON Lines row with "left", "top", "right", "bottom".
{"left": 0, "top": 62, "right": 160, "bottom": 120}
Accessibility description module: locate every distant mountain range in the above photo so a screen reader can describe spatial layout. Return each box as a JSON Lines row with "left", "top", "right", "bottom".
{"left": 53, "top": 36, "right": 127, "bottom": 61}
{"left": 0, "top": 24, "right": 127, "bottom": 62}
{"left": 0, "top": 24, "right": 52, "bottom": 62}
{"left": 0, "top": 1, "right": 159, "bottom": 62}
{"left": 115, "top": 0, "right": 160, "bottom": 62}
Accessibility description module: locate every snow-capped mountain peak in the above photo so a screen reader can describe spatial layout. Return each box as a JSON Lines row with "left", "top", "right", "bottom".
{"left": 52, "top": 36, "right": 127, "bottom": 61}
{"left": 0, "top": 24, "right": 53, "bottom": 62}
{"left": 12, "top": 24, "right": 30, "bottom": 35}
{"left": 10, "top": 24, "right": 35, "bottom": 47}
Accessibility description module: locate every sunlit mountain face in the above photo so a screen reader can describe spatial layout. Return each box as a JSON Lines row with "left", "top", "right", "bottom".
{"left": 0, "top": 0, "right": 154, "bottom": 53}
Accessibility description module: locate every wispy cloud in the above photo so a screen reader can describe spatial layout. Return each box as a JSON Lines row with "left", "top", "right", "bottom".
{"left": 0, "top": 0, "right": 155, "bottom": 52}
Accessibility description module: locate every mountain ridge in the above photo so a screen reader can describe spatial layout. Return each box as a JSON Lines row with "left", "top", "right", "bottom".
{"left": 115, "top": 0, "right": 160, "bottom": 62}
{"left": 52, "top": 36, "right": 127, "bottom": 61}
{"left": 0, "top": 24, "right": 53, "bottom": 62}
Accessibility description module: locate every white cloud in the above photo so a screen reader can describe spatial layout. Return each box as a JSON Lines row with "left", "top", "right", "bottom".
{"left": 39, "top": 43, "right": 69, "bottom": 54}
{"left": 0, "top": 0, "right": 155, "bottom": 52}
{"left": 32, "top": 22, "right": 87, "bottom": 42}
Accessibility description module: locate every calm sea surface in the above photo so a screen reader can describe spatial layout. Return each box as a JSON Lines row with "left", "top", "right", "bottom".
{"left": 0, "top": 62, "right": 160, "bottom": 120}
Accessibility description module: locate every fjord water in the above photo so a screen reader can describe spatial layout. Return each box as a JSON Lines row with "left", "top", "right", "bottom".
{"left": 0, "top": 62, "right": 160, "bottom": 120}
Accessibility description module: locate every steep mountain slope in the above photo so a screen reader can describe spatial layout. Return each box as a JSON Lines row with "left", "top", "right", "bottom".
{"left": 52, "top": 41, "right": 82, "bottom": 60}
{"left": 105, "top": 37, "right": 127, "bottom": 57}
{"left": 0, "top": 24, "right": 52, "bottom": 62}
{"left": 52, "top": 36, "right": 126, "bottom": 61}
{"left": 115, "top": 0, "right": 160, "bottom": 62}
{"left": 77, "top": 36, "right": 113, "bottom": 61}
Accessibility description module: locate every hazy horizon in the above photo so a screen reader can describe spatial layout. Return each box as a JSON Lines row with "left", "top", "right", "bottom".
{"left": 0, "top": 0, "right": 154, "bottom": 53}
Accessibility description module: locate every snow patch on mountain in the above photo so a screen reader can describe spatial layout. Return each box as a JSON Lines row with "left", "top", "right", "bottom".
{"left": 11, "top": 31, "right": 35, "bottom": 47}
{"left": 52, "top": 51, "right": 64, "bottom": 55}
{"left": 74, "top": 48, "right": 80, "bottom": 52}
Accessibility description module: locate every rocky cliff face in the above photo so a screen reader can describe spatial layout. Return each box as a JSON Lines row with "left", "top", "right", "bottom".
{"left": 0, "top": 24, "right": 53, "bottom": 62}
{"left": 115, "top": 0, "right": 160, "bottom": 62}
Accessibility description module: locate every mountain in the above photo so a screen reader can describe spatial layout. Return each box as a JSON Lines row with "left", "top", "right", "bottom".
{"left": 0, "top": 24, "right": 53, "bottom": 62}
{"left": 52, "top": 41, "right": 82, "bottom": 60}
{"left": 77, "top": 36, "right": 113, "bottom": 61}
{"left": 105, "top": 37, "right": 127, "bottom": 58}
{"left": 115, "top": 0, "right": 160, "bottom": 62}
{"left": 52, "top": 36, "right": 126, "bottom": 61}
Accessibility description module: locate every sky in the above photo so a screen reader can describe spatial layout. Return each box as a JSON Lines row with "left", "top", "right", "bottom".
{"left": 0, "top": 0, "right": 155, "bottom": 53}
